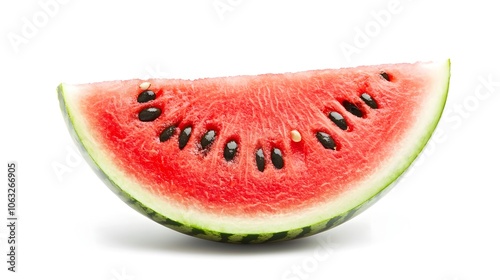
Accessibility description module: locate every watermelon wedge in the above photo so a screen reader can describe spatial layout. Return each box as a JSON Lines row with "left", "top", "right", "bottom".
{"left": 58, "top": 60, "right": 450, "bottom": 243}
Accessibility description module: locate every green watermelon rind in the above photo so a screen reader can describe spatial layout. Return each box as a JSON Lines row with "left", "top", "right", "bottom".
{"left": 57, "top": 60, "right": 450, "bottom": 243}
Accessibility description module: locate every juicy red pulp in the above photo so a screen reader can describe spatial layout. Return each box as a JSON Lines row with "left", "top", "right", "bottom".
{"left": 79, "top": 65, "right": 427, "bottom": 216}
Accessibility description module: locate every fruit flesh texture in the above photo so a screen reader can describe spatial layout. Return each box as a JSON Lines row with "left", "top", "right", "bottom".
{"left": 59, "top": 61, "right": 450, "bottom": 238}
{"left": 75, "top": 63, "right": 441, "bottom": 215}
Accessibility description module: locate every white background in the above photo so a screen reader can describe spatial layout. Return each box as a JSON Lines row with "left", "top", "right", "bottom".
{"left": 1, "top": 0, "right": 499, "bottom": 279}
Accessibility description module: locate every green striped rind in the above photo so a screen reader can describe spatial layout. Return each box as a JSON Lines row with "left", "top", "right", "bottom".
{"left": 57, "top": 61, "right": 450, "bottom": 243}
{"left": 115, "top": 179, "right": 381, "bottom": 243}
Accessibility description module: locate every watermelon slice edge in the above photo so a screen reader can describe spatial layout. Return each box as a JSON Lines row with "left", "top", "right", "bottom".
{"left": 58, "top": 60, "right": 450, "bottom": 243}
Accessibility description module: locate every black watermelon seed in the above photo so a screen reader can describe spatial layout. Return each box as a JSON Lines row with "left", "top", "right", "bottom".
{"left": 256, "top": 148, "right": 265, "bottom": 172}
{"left": 271, "top": 148, "right": 284, "bottom": 170}
{"left": 380, "top": 72, "right": 390, "bottom": 81}
{"left": 316, "top": 132, "right": 336, "bottom": 150}
{"left": 159, "top": 125, "right": 176, "bottom": 142}
{"left": 342, "top": 100, "right": 363, "bottom": 118}
{"left": 138, "top": 107, "right": 162, "bottom": 122}
{"left": 179, "top": 126, "right": 192, "bottom": 150}
{"left": 328, "top": 111, "right": 348, "bottom": 130}
{"left": 360, "top": 93, "right": 378, "bottom": 109}
{"left": 200, "top": 130, "right": 216, "bottom": 150}
{"left": 224, "top": 140, "right": 238, "bottom": 161}
{"left": 137, "top": 90, "right": 156, "bottom": 103}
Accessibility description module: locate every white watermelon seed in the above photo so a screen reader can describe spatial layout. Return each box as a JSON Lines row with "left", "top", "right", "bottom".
{"left": 139, "top": 81, "right": 151, "bottom": 90}
{"left": 290, "top": 130, "right": 302, "bottom": 143}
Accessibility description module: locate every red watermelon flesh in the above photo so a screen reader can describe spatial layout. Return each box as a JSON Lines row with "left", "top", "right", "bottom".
{"left": 58, "top": 60, "right": 450, "bottom": 242}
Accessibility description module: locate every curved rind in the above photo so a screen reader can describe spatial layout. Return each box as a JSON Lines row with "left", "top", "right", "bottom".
{"left": 57, "top": 60, "right": 450, "bottom": 243}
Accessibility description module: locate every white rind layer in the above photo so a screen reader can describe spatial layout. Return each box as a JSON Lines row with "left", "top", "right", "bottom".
{"left": 59, "top": 60, "right": 450, "bottom": 235}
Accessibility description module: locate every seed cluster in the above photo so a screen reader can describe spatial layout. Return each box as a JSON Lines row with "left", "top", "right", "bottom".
{"left": 135, "top": 72, "right": 389, "bottom": 172}
{"left": 314, "top": 72, "right": 388, "bottom": 153}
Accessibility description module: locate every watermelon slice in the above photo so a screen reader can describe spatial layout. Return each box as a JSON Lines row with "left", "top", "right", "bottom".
{"left": 58, "top": 60, "right": 450, "bottom": 243}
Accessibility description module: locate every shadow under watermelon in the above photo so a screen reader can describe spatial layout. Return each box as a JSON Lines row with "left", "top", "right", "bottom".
{"left": 96, "top": 216, "right": 372, "bottom": 255}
